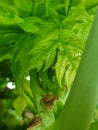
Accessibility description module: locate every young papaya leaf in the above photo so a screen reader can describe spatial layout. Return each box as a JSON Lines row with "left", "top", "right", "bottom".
{"left": 12, "top": 5, "right": 93, "bottom": 82}
{"left": 55, "top": 47, "right": 79, "bottom": 88}
{"left": 32, "top": 0, "right": 47, "bottom": 17}
{"left": 12, "top": 22, "right": 59, "bottom": 76}
{"left": 12, "top": 77, "right": 36, "bottom": 115}
{"left": 65, "top": 64, "right": 76, "bottom": 88}
{"left": 27, "top": 29, "right": 59, "bottom": 71}
{"left": 0, "top": 1, "right": 98, "bottom": 130}
{"left": 55, "top": 51, "right": 68, "bottom": 87}
{"left": 46, "top": 7, "right": 59, "bottom": 19}
{"left": 0, "top": 3, "right": 23, "bottom": 25}
{"left": 19, "top": 17, "right": 41, "bottom": 33}
{"left": 13, "top": 95, "right": 27, "bottom": 116}
{"left": 13, "top": 0, "right": 33, "bottom": 17}
{"left": 64, "top": 0, "right": 71, "bottom": 14}
{"left": 0, "top": 46, "right": 13, "bottom": 62}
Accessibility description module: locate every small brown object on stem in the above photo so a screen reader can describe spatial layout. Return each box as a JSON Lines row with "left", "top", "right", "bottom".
{"left": 41, "top": 94, "right": 58, "bottom": 110}
{"left": 28, "top": 116, "right": 42, "bottom": 130}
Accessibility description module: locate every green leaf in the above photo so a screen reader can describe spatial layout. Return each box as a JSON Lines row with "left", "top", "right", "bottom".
{"left": 12, "top": 34, "right": 34, "bottom": 77}
{"left": 13, "top": 77, "right": 35, "bottom": 113}
{"left": 0, "top": 3, "right": 23, "bottom": 25}
{"left": 12, "top": 22, "right": 59, "bottom": 75}
{"left": 22, "top": 80, "right": 35, "bottom": 104}
{"left": 55, "top": 49, "right": 77, "bottom": 88}
{"left": 55, "top": 51, "right": 68, "bottom": 87}
{"left": 46, "top": 7, "right": 59, "bottom": 19}
{"left": 13, "top": 95, "right": 27, "bottom": 116}
{"left": 12, "top": 6, "right": 92, "bottom": 80}
{"left": 65, "top": 64, "right": 76, "bottom": 88}
{"left": 0, "top": 44, "right": 15, "bottom": 61}
{"left": 19, "top": 17, "right": 41, "bottom": 33}
{"left": 32, "top": 0, "right": 46, "bottom": 17}
{"left": 65, "top": 0, "right": 71, "bottom": 14}
{"left": 28, "top": 28, "right": 59, "bottom": 71}
{"left": 13, "top": 0, "right": 33, "bottom": 17}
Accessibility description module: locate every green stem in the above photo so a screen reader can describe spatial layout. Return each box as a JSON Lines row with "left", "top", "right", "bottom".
{"left": 29, "top": 69, "right": 44, "bottom": 110}
{"left": 46, "top": 9, "right": 98, "bottom": 130}
{"left": 40, "top": 70, "right": 50, "bottom": 90}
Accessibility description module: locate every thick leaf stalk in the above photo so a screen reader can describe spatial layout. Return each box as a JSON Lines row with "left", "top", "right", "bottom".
{"left": 29, "top": 69, "right": 45, "bottom": 112}
{"left": 46, "top": 9, "right": 98, "bottom": 130}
